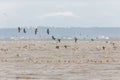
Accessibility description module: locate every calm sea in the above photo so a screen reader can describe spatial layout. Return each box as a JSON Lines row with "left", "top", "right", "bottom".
{"left": 0, "top": 27, "right": 120, "bottom": 40}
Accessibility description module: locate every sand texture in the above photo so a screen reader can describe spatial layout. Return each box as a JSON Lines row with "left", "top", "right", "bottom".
{"left": 0, "top": 40, "right": 120, "bottom": 80}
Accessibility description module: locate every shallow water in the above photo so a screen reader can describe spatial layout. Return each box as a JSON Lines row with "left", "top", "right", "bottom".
{"left": 1, "top": 27, "right": 120, "bottom": 40}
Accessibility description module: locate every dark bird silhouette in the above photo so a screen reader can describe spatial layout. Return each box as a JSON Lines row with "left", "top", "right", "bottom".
{"left": 105, "top": 41, "right": 108, "bottom": 43}
{"left": 58, "top": 39, "right": 61, "bottom": 43}
{"left": 64, "top": 45, "right": 67, "bottom": 49}
{"left": 102, "top": 46, "right": 106, "bottom": 50}
{"left": 112, "top": 43, "right": 115, "bottom": 46}
{"left": 23, "top": 28, "right": 26, "bottom": 33}
{"left": 18, "top": 27, "right": 21, "bottom": 33}
{"left": 91, "top": 38, "right": 94, "bottom": 41}
{"left": 35, "top": 28, "right": 38, "bottom": 35}
{"left": 74, "top": 37, "right": 78, "bottom": 43}
{"left": 47, "top": 28, "right": 50, "bottom": 35}
{"left": 56, "top": 46, "right": 59, "bottom": 49}
{"left": 52, "top": 36, "right": 56, "bottom": 40}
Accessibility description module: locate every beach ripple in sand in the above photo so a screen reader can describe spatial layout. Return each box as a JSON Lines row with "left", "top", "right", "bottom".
{"left": 0, "top": 41, "right": 120, "bottom": 80}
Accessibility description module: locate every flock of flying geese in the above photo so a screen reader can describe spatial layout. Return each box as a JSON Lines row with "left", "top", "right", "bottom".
{"left": 17, "top": 27, "right": 110, "bottom": 50}
{"left": 17, "top": 27, "right": 78, "bottom": 43}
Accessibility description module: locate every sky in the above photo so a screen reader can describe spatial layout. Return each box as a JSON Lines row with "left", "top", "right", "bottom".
{"left": 0, "top": 0, "right": 120, "bottom": 28}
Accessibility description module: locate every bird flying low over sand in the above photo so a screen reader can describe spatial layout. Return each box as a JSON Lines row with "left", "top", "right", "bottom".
{"left": 18, "top": 27, "right": 21, "bottom": 33}
{"left": 23, "top": 28, "right": 27, "bottom": 33}
{"left": 35, "top": 28, "right": 38, "bottom": 35}
{"left": 52, "top": 36, "right": 56, "bottom": 40}
{"left": 47, "top": 28, "right": 50, "bottom": 35}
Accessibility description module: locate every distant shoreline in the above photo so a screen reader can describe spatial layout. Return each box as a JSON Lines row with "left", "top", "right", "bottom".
{"left": 0, "top": 39, "right": 120, "bottom": 41}
{"left": 0, "top": 27, "right": 120, "bottom": 41}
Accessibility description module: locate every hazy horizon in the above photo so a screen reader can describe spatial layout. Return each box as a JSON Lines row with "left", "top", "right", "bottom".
{"left": 1, "top": 26, "right": 120, "bottom": 29}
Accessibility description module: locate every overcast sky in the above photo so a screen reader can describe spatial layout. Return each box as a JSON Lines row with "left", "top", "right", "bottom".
{"left": 0, "top": 0, "right": 120, "bottom": 28}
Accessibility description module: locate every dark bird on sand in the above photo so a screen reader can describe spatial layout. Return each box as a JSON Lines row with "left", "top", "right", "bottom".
{"left": 102, "top": 46, "right": 106, "bottom": 50}
{"left": 47, "top": 28, "right": 50, "bottom": 35}
{"left": 64, "top": 45, "right": 67, "bottom": 48}
{"left": 58, "top": 39, "right": 61, "bottom": 43}
{"left": 91, "top": 38, "right": 94, "bottom": 41}
{"left": 105, "top": 41, "right": 109, "bottom": 43}
{"left": 52, "top": 36, "right": 56, "bottom": 40}
{"left": 56, "top": 46, "right": 59, "bottom": 49}
{"left": 74, "top": 37, "right": 78, "bottom": 43}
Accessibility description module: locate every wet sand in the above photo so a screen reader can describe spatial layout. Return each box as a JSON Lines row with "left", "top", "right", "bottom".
{"left": 0, "top": 40, "right": 120, "bottom": 80}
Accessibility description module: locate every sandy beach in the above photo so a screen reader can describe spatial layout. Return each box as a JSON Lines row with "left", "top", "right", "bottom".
{"left": 0, "top": 40, "right": 120, "bottom": 80}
